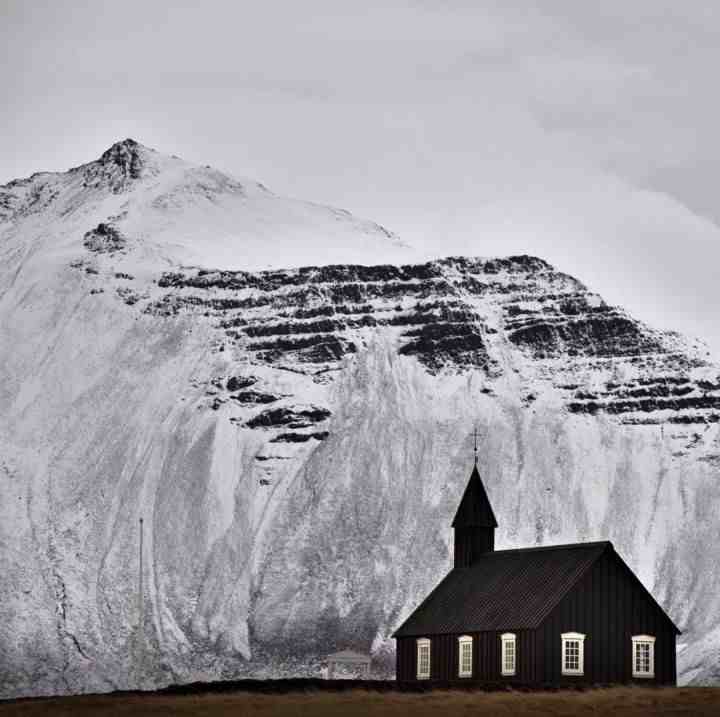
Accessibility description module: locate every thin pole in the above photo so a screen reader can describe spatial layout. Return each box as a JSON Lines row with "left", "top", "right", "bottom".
{"left": 473, "top": 426, "right": 478, "bottom": 464}
{"left": 138, "top": 516, "right": 144, "bottom": 689}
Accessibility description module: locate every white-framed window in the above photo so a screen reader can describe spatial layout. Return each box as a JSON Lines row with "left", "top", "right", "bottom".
{"left": 632, "top": 635, "right": 656, "bottom": 678}
{"left": 500, "top": 632, "right": 516, "bottom": 676}
{"left": 458, "top": 635, "right": 473, "bottom": 677}
{"left": 561, "top": 632, "right": 586, "bottom": 676}
{"left": 416, "top": 638, "right": 431, "bottom": 679}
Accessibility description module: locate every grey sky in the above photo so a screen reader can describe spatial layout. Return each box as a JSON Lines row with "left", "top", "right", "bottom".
{"left": 3, "top": 1, "right": 720, "bottom": 355}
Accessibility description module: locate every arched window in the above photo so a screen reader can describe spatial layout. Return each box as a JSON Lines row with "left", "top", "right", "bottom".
{"left": 500, "top": 633, "right": 516, "bottom": 676}
{"left": 416, "top": 638, "right": 431, "bottom": 679}
{"left": 632, "top": 635, "right": 655, "bottom": 678}
{"left": 457, "top": 635, "right": 473, "bottom": 677}
{"left": 561, "top": 632, "right": 586, "bottom": 676}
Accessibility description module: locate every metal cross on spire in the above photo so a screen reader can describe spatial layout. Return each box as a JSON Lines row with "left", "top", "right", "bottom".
{"left": 473, "top": 426, "right": 478, "bottom": 464}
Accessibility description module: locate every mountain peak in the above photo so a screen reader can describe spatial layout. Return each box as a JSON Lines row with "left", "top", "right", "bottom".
{"left": 96, "top": 138, "right": 153, "bottom": 183}
{"left": 2, "top": 139, "right": 411, "bottom": 269}
{"left": 71, "top": 137, "right": 175, "bottom": 196}
{"left": 105, "top": 137, "right": 143, "bottom": 151}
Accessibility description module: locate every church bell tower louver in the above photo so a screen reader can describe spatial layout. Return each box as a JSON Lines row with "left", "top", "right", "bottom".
{"left": 451, "top": 431, "right": 497, "bottom": 567}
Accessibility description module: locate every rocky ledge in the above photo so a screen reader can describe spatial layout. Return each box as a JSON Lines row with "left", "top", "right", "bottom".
{"left": 84, "top": 253, "right": 720, "bottom": 446}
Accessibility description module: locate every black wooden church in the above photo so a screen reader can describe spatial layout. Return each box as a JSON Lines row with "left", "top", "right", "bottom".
{"left": 393, "top": 459, "right": 680, "bottom": 686}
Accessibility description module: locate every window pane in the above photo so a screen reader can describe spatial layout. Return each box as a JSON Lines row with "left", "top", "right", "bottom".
{"left": 503, "top": 639, "right": 515, "bottom": 673}
{"left": 418, "top": 644, "right": 430, "bottom": 677}
{"left": 564, "top": 640, "right": 579, "bottom": 671}
{"left": 635, "top": 642, "right": 651, "bottom": 674}
{"left": 460, "top": 642, "right": 472, "bottom": 674}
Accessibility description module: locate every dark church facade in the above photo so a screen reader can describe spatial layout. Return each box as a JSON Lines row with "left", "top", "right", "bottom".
{"left": 393, "top": 461, "right": 680, "bottom": 686}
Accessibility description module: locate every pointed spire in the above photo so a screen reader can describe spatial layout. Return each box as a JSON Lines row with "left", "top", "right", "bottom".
{"left": 451, "top": 463, "right": 498, "bottom": 528}
{"left": 452, "top": 431, "right": 497, "bottom": 565}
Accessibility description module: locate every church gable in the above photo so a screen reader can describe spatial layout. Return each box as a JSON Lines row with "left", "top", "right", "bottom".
{"left": 535, "top": 547, "right": 680, "bottom": 684}
{"left": 545, "top": 545, "right": 681, "bottom": 636}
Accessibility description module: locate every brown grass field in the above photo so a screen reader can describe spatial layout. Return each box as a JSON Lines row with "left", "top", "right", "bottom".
{"left": 1, "top": 687, "right": 719, "bottom": 717}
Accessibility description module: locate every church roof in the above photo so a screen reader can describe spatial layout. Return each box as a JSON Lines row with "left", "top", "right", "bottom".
{"left": 393, "top": 541, "right": 678, "bottom": 637}
{"left": 451, "top": 463, "right": 497, "bottom": 528}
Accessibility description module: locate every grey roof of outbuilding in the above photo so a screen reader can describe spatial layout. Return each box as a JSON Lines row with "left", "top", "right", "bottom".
{"left": 325, "top": 650, "right": 371, "bottom": 662}
{"left": 393, "top": 541, "right": 610, "bottom": 637}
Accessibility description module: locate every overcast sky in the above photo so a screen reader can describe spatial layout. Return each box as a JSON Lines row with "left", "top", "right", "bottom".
{"left": 3, "top": 1, "right": 720, "bottom": 356}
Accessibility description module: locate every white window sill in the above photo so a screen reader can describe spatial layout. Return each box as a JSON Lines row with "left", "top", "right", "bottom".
{"left": 562, "top": 671, "right": 584, "bottom": 677}
{"left": 501, "top": 671, "right": 516, "bottom": 677}
{"left": 458, "top": 673, "right": 472, "bottom": 678}
{"left": 632, "top": 673, "right": 654, "bottom": 679}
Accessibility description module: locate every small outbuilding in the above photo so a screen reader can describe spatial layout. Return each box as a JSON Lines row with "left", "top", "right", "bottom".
{"left": 325, "top": 650, "right": 372, "bottom": 679}
{"left": 393, "top": 459, "right": 680, "bottom": 686}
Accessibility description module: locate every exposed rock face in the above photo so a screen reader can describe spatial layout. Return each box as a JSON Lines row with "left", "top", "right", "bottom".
{"left": 98, "top": 139, "right": 145, "bottom": 180}
{"left": 245, "top": 406, "right": 331, "bottom": 430}
{"left": 231, "top": 390, "right": 281, "bottom": 405}
{"left": 1, "top": 141, "right": 719, "bottom": 699}
{"left": 147, "top": 256, "right": 719, "bottom": 430}
{"left": 83, "top": 222, "right": 126, "bottom": 253}
{"left": 153, "top": 257, "right": 535, "bottom": 374}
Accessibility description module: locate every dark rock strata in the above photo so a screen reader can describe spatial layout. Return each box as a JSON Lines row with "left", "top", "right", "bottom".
{"left": 567, "top": 376, "right": 720, "bottom": 424}
{"left": 246, "top": 407, "right": 331, "bottom": 430}
{"left": 227, "top": 376, "right": 257, "bottom": 391}
{"left": 232, "top": 391, "right": 281, "bottom": 405}
{"left": 150, "top": 256, "right": 546, "bottom": 372}
{"left": 506, "top": 303, "right": 664, "bottom": 359}
{"left": 143, "top": 254, "right": 720, "bottom": 427}
{"left": 269, "top": 431, "right": 330, "bottom": 443}
{"left": 83, "top": 223, "right": 126, "bottom": 253}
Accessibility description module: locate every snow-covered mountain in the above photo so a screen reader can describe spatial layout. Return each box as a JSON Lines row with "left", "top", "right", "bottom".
{"left": 1, "top": 140, "right": 719, "bottom": 698}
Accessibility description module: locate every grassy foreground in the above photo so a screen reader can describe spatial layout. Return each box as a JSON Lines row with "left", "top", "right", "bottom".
{"left": 2, "top": 687, "right": 720, "bottom": 717}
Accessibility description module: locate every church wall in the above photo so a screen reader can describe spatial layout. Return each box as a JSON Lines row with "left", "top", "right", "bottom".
{"left": 395, "top": 629, "right": 535, "bottom": 683}
{"left": 538, "top": 549, "right": 678, "bottom": 686}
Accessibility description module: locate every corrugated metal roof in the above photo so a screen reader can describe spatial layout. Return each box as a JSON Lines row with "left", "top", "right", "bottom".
{"left": 451, "top": 464, "right": 498, "bottom": 528}
{"left": 393, "top": 541, "right": 609, "bottom": 637}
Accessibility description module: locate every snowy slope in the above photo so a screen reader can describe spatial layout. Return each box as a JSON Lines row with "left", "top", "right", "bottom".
{"left": 0, "top": 138, "right": 411, "bottom": 277}
{"left": 1, "top": 141, "right": 719, "bottom": 697}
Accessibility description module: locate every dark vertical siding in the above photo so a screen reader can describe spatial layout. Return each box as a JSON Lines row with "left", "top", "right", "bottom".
{"left": 396, "top": 630, "right": 536, "bottom": 684}
{"left": 395, "top": 637, "right": 414, "bottom": 681}
{"left": 454, "top": 527, "right": 494, "bottom": 568}
{"left": 538, "top": 550, "right": 677, "bottom": 686}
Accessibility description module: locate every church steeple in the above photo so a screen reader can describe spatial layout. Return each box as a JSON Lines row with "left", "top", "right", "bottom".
{"left": 452, "top": 436, "right": 497, "bottom": 567}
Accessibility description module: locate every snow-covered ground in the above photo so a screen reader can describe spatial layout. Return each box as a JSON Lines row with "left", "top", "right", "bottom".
{"left": 1, "top": 140, "right": 718, "bottom": 698}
